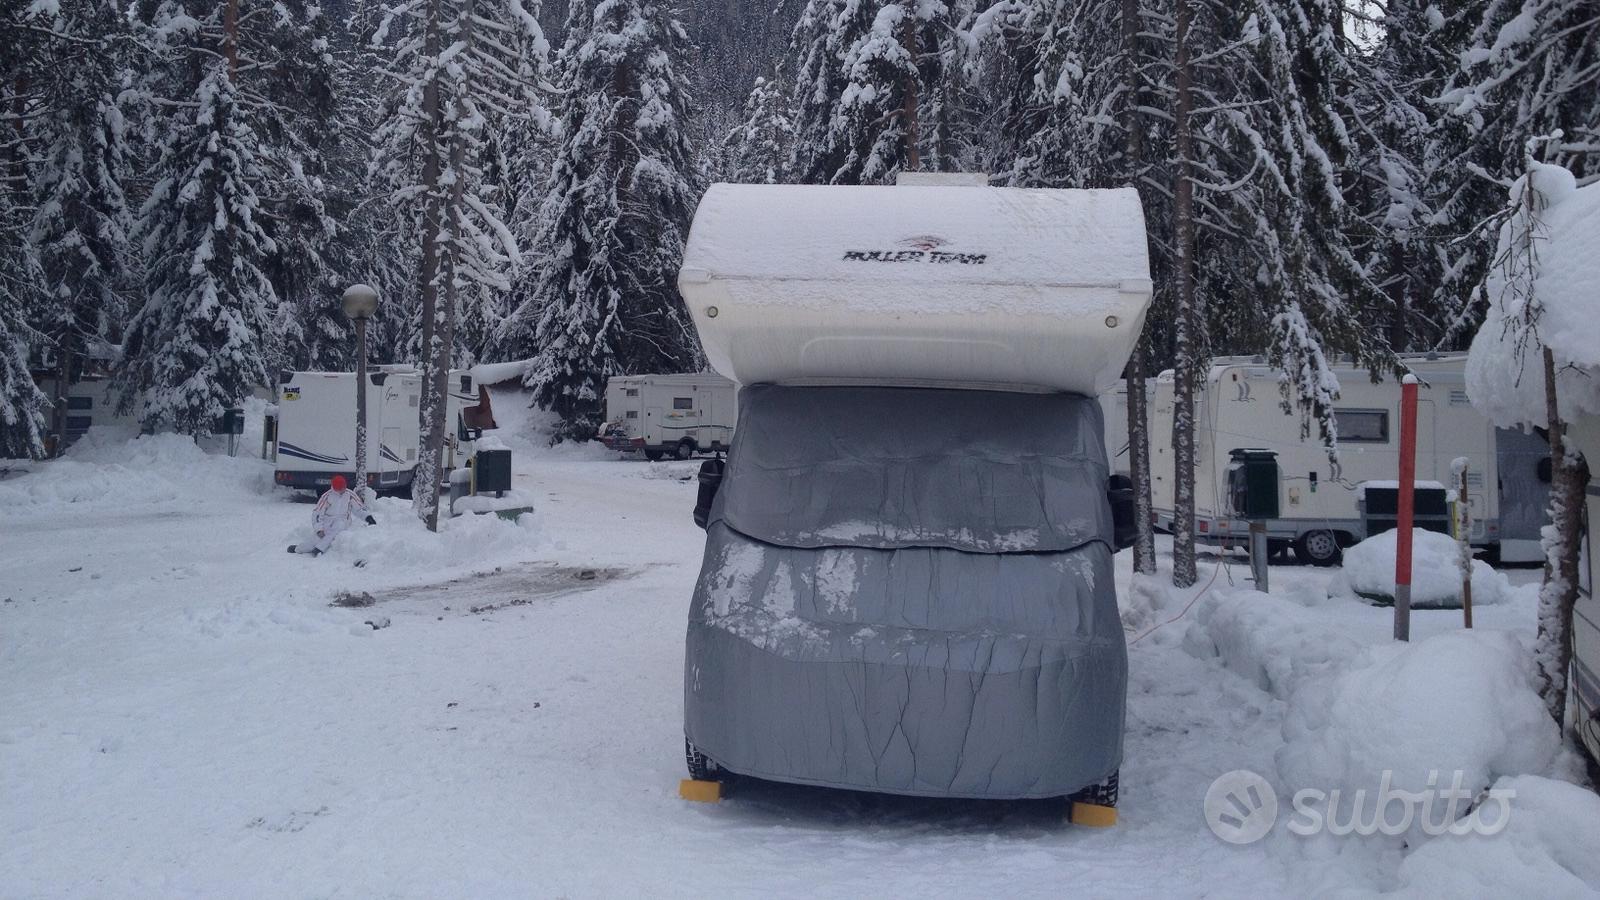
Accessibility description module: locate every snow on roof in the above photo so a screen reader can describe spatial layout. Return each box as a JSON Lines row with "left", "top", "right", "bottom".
{"left": 678, "top": 183, "right": 1153, "bottom": 394}
{"left": 1466, "top": 167, "right": 1600, "bottom": 428}
{"left": 469, "top": 359, "right": 533, "bottom": 386}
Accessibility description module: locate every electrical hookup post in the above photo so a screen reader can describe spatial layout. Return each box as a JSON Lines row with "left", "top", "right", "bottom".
{"left": 1394, "top": 375, "right": 1420, "bottom": 641}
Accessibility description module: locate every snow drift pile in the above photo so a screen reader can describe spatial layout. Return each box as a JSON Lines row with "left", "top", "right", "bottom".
{"left": 678, "top": 183, "right": 1152, "bottom": 394}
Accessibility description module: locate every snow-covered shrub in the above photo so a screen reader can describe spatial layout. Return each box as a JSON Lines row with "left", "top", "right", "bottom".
{"left": 1331, "top": 528, "right": 1511, "bottom": 609}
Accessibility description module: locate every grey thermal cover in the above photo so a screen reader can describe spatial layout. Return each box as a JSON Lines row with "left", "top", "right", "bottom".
{"left": 684, "top": 385, "right": 1126, "bottom": 799}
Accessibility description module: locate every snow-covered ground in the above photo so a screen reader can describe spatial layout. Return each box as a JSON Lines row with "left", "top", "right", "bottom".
{"left": 3, "top": 407, "right": 1596, "bottom": 897}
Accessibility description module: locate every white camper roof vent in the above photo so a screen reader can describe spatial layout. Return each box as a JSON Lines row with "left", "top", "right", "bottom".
{"left": 677, "top": 183, "right": 1154, "bottom": 395}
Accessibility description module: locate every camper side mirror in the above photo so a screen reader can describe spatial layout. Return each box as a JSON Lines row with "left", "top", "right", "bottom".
{"left": 1108, "top": 475, "right": 1137, "bottom": 551}
{"left": 694, "top": 458, "right": 726, "bottom": 530}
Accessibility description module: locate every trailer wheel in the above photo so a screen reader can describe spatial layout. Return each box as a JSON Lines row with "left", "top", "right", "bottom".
{"left": 685, "top": 739, "right": 719, "bottom": 781}
{"left": 1295, "top": 529, "right": 1342, "bottom": 566}
{"left": 644, "top": 449, "right": 665, "bottom": 462}
{"left": 673, "top": 440, "right": 695, "bottom": 461}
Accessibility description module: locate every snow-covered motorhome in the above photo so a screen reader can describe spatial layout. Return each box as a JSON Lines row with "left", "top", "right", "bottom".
{"left": 599, "top": 374, "right": 736, "bottom": 460}
{"left": 675, "top": 179, "right": 1152, "bottom": 818}
{"left": 270, "top": 367, "right": 495, "bottom": 493}
{"left": 1106, "top": 354, "right": 1549, "bottom": 565}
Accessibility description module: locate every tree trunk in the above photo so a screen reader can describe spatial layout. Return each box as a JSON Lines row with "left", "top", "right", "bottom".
{"left": 413, "top": 0, "right": 448, "bottom": 529}
{"left": 1536, "top": 345, "right": 1588, "bottom": 723}
{"left": 900, "top": 9, "right": 921, "bottom": 174}
{"left": 1170, "top": 0, "right": 1199, "bottom": 588}
{"left": 222, "top": 0, "right": 240, "bottom": 74}
{"left": 1122, "top": 0, "right": 1156, "bottom": 575}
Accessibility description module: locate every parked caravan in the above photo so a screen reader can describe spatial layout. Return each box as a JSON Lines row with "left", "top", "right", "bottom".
{"left": 600, "top": 374, "right": 736, "bottom": 460}
{"left": 270, "top": 367, "right": 495, "bottom": 493}
{"left": 675, "top": 180, "right": 1151, "bottom": 818}
{"left": 27, "top": 374, "right": 140, "bottom": 453}
{"left": 1112, "top": 355, "right": 1550, "bottom": 565}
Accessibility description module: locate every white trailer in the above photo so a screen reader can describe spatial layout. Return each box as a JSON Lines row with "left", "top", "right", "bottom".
{"left": 600, "top": 374, "right": 736, "bottom": 460}
{"left": 270, "top": 367, "right": 494, "bottom": 493}
{"left": 1115, "top": 354, "right": 1549, "bottom": 565}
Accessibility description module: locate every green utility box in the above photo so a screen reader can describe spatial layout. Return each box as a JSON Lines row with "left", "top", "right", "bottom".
{"left": 1227, "top": 448, "right": 1281, "bottom": 520}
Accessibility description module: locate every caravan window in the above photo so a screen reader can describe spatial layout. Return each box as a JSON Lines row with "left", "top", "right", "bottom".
{"left": 67, "top": 396, "right": 93, "bottom": 410}
{"left": 626, "top": 410, "right": 638, "bottom": 419}
{"left": 673, "top": 397, "right": 694, "bottom": 410}
{"left": 626, "top": 388, "right": 639, "bottom": 397}
{"left": 1335, "top": 408, "right": 1388, "bottom": 443}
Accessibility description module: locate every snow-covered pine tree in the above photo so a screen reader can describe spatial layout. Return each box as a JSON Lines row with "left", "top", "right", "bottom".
{"left": 0, "top": 199, "right": 49, "bottom": 459}
{"left": 787, "top": 0, "right": 956, "bottom": 184}
{"left": 372, "top": 0, "right": 550, "bottom": 528}
{"left": 1348, "top": 1, "right": 1477, "bottom": 352}
{"left": 249, "top": 0, "right": 357, "bottom": 374}
{"left": 1429, "top": 0, "right": 1600, "bottom": 346}
{"left": 26, "top": 0, "right": 136, "bottom": 450}
{"left": 119, "top": 56, "right": 278, "bottom": 435}
{"left": 495, "top": 0, "right": 702, "bottom": 441}
{"left": 722, "top": 72, "right": 794, "bottom": 184}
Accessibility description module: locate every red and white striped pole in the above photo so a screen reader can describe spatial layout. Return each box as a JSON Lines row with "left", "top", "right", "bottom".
{"left": 1394, "top": 374, "right": 1419, "bottom": 641}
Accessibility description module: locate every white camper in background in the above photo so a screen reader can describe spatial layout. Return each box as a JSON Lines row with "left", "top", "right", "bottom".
{"left": 600, "top": 374, "right": 736, "bottom": 460}
{"left": 270, "top": 367, "right": 495, "bottom": 493}
{"left": 1110, "top": 354, "right": 1549, "bottom": 565}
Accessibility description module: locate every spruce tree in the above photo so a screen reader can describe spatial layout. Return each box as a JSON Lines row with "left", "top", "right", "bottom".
{"left": 27, "top": 0, "right": 136, "bottom": 447}
{"left": 120, "top": 63, "right": 278, "bottom": 434}
{"left": 788, "top": 0, "right": 957, "bottom": 184}
{"left": 495, "top": 0, "right": 702, "bottom": 440}
{"left": 723, "top": 73, "right": 794, "bottom": 184}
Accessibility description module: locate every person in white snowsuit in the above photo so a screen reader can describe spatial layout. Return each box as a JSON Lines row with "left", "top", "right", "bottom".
{"left": 290, "top": 475, "right": 375, "bottom": 555}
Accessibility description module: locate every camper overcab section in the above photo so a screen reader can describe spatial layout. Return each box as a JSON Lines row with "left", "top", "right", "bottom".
{"left": 1127, "top": 356, "right": 1548, "bottom": 565}
{"left": 676, "top": 182, "right": 1151, "bottom": 809}
{"left": 600, "top": 374, "right": 736, "bottom": 460}
{"left": 271, "top": 367, "right": 494, "bottom": 492}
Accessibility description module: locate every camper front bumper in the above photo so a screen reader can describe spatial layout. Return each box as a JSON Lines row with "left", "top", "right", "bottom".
{"left": 600, "top": 434, "right": 645, "bottom": 452}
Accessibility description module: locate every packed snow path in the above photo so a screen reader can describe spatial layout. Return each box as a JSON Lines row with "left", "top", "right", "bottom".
{"left": 0, "top": 444, "right": 1574, "bottom": 896}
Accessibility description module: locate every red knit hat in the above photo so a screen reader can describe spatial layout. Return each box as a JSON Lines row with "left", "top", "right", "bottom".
{"left": 331, "top": 475, "right": 348, "bottom": 491}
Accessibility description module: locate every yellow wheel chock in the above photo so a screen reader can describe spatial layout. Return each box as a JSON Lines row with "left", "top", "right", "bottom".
{"left": 1069, "top": 801, "right": 1118, "bottom": 827}
{"left": 678, "top": 778, "right": 723, "bottom": 803}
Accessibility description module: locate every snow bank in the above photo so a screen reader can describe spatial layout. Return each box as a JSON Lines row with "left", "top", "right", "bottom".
{"left": 452, "top": 489, "right": 536, "bottom": 514}
{"left": 1276, "top": 630, "right": 1559, "bottom": 844}
{"left": 1466, "top": 168, "right": 1600, "bottom": 427}
{"left": 1331, "top": 528, "right": 1510, "bottom": 609}
{"left": 1390, "top": 774, "right": 1600, "bottom": 895}
{"left": 289, "top": 496, "right": 543, "bottom": 572}
{"left": 0, "top": 431, "right": 273, "bottom": 515}
{"left": 1182, "top": 589, "right": 1364, "bottom": 699}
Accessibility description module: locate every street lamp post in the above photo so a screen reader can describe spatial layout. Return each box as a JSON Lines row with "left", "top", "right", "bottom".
{"left": 342, "top": 284, "right": 380, "bottom": 496}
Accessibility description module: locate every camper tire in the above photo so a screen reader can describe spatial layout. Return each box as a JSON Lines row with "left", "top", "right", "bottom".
{"left": 1295, "top": 529, "right": 1343, "bottom": 567}
{"left": 673, "top": 440, "right": 695, "bottom": 461}
{"left": 644, "top": 449, "right": 665, "bottom": 462}
{"left": 685, "top": 739, "right": 719, "bottom": 781}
